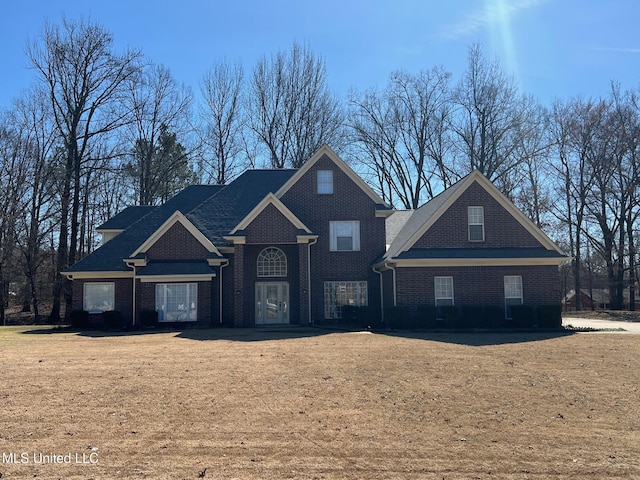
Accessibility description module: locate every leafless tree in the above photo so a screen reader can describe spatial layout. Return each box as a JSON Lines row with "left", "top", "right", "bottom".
{"left": 349, "top": 67, "right": 453, "bottom": 208}
{"left": 125, "top": 63, "right": 192, "bottom": 204}
{"left": 452, "top": 44, "right": 532, "bottom": 187}
{"left": 26, "top": 17, "right": 142, "bottom": 321}
{"left": 248, "top": 42, "right": 344, "bottom": 168}
{"left": 198, "top": 60, "right": 245, "bottom": 184}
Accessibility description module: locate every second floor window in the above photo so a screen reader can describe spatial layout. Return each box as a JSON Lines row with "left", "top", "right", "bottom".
{"left": 330, "top": 221, "right": 360, "bottom": 251}
{"left": 317, "top": 170, "right": 333, "bottom": 194}
{"left": 468, "top": 206, "right": 485, "bottom": 242}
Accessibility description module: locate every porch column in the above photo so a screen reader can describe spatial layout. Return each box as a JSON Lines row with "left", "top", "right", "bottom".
{"left": 298, "top": 242, "right": 309, "bottom": 325}
{"left": 233, "top": 243, "right": 245, "bottom": 326}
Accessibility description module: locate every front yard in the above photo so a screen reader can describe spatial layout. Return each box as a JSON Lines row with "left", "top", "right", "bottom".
{"left": 0, "top": 326, "right": 638, "bottom": 479}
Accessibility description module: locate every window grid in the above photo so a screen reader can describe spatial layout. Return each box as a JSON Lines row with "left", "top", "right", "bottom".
{"left": 468, "top": 206, "right": 485, "bottom": 242}
{"left": 504, "top": 276, "right": 523, "bottom": 319}
{"left": 257, "top": 247, "right": 287, "bottom": 277}
{"left": 317, "top": 170, "right": 334, "bottom": 194}
{"left": 324, "top": 281, "right": 368, "bottom": 319}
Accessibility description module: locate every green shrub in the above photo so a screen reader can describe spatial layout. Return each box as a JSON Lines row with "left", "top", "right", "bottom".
{"left": 417, "top": 305, "right": 437, "bottom": 329}
{"left": 537, "top": 304, "right": 562, "bottom": 328}
{"left": 384, "top": 306, "right": 410, "bottom": 329}
{"left": 140, "top": 310, "right": 159, "bottom": 328}
{"left": 483, "top": 306, "right": 506, "bottom": 329}
{"left": 103, "top": 310, "right": 121, "bottom": 330}
{"left": 70, "top": 309, "right": 89, "bottom": 329}
{"left": 510, "top": 305, "right": 535, "bottom": 328}
{"left": 437, "top": 305, "right": 459, "bottom": 329}
{"left": 460, "top": 306, "right": 483, "bottom": 328}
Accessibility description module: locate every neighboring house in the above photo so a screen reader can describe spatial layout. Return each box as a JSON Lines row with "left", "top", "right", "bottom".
{"left": 563, "top": 288, "right": 640, "bottom": 311}
{"left": 375, "top": 170, "right": 570, "bottom": 324}
{"left": 63, "top": 147, "right": 569, "bottom": 328}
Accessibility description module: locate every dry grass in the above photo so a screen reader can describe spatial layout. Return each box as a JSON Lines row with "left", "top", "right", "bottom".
{"left": 0, "top": 326, "right": 639, "bottom": 480}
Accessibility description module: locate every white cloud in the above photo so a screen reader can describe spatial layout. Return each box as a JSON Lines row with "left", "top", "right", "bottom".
{"left": 436, "top": 0, "right": 547, "bottom": 40}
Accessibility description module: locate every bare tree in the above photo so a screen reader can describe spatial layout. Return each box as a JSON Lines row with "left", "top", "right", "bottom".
{"left": 198, "top": 60, "right": 245, "bottom": 184}
{"left": 11, "top": 89, "right": 58, "bottom": 321}
{"left": 349, "top": 67, "right": 453, "bottom": 208}
{"left": 248, "top": 42, "right": 344, "bottom": 168}
{"left": 26, "top": 17, "right": 142, "bottom": 321}
{"left": 125, "top": 63, "right": 192, "bottom": 204}
{"left": 452, "top": 44, "right": 531, "bottom": 186}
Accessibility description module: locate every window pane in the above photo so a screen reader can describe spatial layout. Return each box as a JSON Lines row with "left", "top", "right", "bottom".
{"left": 257, "top": 247, "right": 287, "bottom": 277}
{"left": 504, "top": 276, "right": 523, "bottom": 299}
{"left": 330, "top": 221, "right": 360, "bottom": 251}
{"left": 434, "top": 277, "right": 454, "bottom": 305}
{"left": 84, "top": 283, "right": 114, "bottom": 312}
{"left": 317, "top": 170, "right": 333, "bottom": 194}
{"left": 324, "top": 281, "right": 368, "bottom": 319}
{"left": 468, "top": 206, "right": 484, "bottom": 242}
{"left": 336, "top": 236, "right": 353, "bottom": 251}
{"left": 156, "top": 283, "right": 197, "bottom": 322}
{"left": 469, "top": 225, "right": 484, "bottom": 241}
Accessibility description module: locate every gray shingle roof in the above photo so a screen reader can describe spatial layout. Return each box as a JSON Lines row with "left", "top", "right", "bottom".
{"left": 97, "top": 206, "right": 156, "bottom": 230}
{"left": 65, "top": 170, "right": 297, "bottom": 274}
{"left": 65, "top": 185, "right": 224, "bottom": 273}
{"left": 187, "top": 169, "right": 297, "bottom": 245}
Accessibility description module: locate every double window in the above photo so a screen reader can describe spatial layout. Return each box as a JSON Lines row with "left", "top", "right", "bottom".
{"left": 83, "top": 282, "right": 114, "bottom": 313}
{"left": 468, "top": 206, "right": 485, "bottom": 242}
{"left": 155, "top": 283, "right": 198, "bottom": 322}
{"left": 324, "top": 281, "right": 368, "bottom": 319}
{"left": 330, "top": 221, "right": 360, "bottom": 251}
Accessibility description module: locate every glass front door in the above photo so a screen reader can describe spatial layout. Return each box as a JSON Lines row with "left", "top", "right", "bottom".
{"left": 255, "top": 282, "right": 289, "bottom": 324}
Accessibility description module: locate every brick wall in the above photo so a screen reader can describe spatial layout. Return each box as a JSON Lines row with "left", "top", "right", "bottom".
{"left": 280, "top": 154, "right": 386, "bottom": 323}
{"left": 394, "top": 265, "right": 561, "bottom": 310}
{"left": 146, "top": 222, "right": 209, "bottom": 260}
{"left": 414, "top": 181, "right": 543, "bottom": 249}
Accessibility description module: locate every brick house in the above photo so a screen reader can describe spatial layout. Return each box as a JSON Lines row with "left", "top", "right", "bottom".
{"left": 63, "top": 146, "right": 569, "bottom": 328}
{"left": 375, "top": 170, "right": 569, "bottom": 326}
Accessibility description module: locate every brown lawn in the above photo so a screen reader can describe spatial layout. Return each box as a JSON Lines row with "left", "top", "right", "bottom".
{"left": 0, "top": 326, "right": 639, "bottom": 480}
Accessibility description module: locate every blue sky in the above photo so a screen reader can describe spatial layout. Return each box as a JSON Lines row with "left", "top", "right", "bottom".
{"left": 1, "top": 0, "right": 639, "bottom": 109}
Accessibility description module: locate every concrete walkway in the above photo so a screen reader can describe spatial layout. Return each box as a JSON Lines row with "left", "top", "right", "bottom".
{"left": 562, "top": 317, "right": 640, "bottom": 334}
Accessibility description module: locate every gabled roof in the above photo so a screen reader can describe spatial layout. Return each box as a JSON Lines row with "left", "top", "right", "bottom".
{"left": 275, "top": 144, "right": 392, "bottom": 213}
{"left": 229, "top": 193, "right": 313, "bottom": 235}
{"left": 187, "top": 169, "right": 297, "bottom": 245}
{"left": 64, "top": 185, "right": 224, "bottom": 274}
{"left": 383, "top": 170, "right": 567, "bottom": 263}
{"left": 131, "top": 211, "right": 222, "bottom": 258}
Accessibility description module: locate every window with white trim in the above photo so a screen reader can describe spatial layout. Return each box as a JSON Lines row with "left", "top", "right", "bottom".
{"left": 324, "top": 281, "right": 368, "bottom": 319}
{"left": 504, "top": 276, "right": 523, "bottom": 319}
{"left": 155, "top": 283, "right": 198, "bottom": 322}
{"left": 434, "top": 277, "right": 454, "bottom": 306}
{"left": 468, "top": 206, "right": 485, "bottom": 242}
{"left": 330, "top": 221, "right": 360, "bottom": 251}
{"left": 257, "top": 247, "right": 287, "bottom": 277}
{"left": 317, "top": 170, "right": 333, "bottom": 194}
{"left": 83, "top": 282, "right": 115, "bottom": 313}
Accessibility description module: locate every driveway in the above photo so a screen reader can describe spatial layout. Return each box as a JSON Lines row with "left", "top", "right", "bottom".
{"left": 563, "top": 317, "right": 640, "bottom": 334}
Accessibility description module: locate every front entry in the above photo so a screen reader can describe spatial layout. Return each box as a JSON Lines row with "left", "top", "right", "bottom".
{"left": 255, "top": 282, "right": 289, "bottom": 324}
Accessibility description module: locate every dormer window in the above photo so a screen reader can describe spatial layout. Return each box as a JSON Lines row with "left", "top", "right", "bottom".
{"left": 317, "top": 170, "right": 333, "bottom": 194}
{"left": 468, "top": 206, "right": 485, "bottom": 242}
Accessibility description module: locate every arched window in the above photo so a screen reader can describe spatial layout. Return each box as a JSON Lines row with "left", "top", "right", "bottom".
{"left": 257, "top": 247, "right": 287, "bottom": 277}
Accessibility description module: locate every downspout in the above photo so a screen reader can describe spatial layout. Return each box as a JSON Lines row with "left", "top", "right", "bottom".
{"left": 372, "top": 264, "right": 384, "bottom": 324}
{"left": 390, "top": 263, "right": 397, "bottom": 307}
{"left": 125, "top": 261, "right": 136, "bottom": 327}
{"left": 307, "top": 237, "right": 318, "bottom": 325}
{"left": 218, "top": 259, "right": 229, "bottom": 324}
